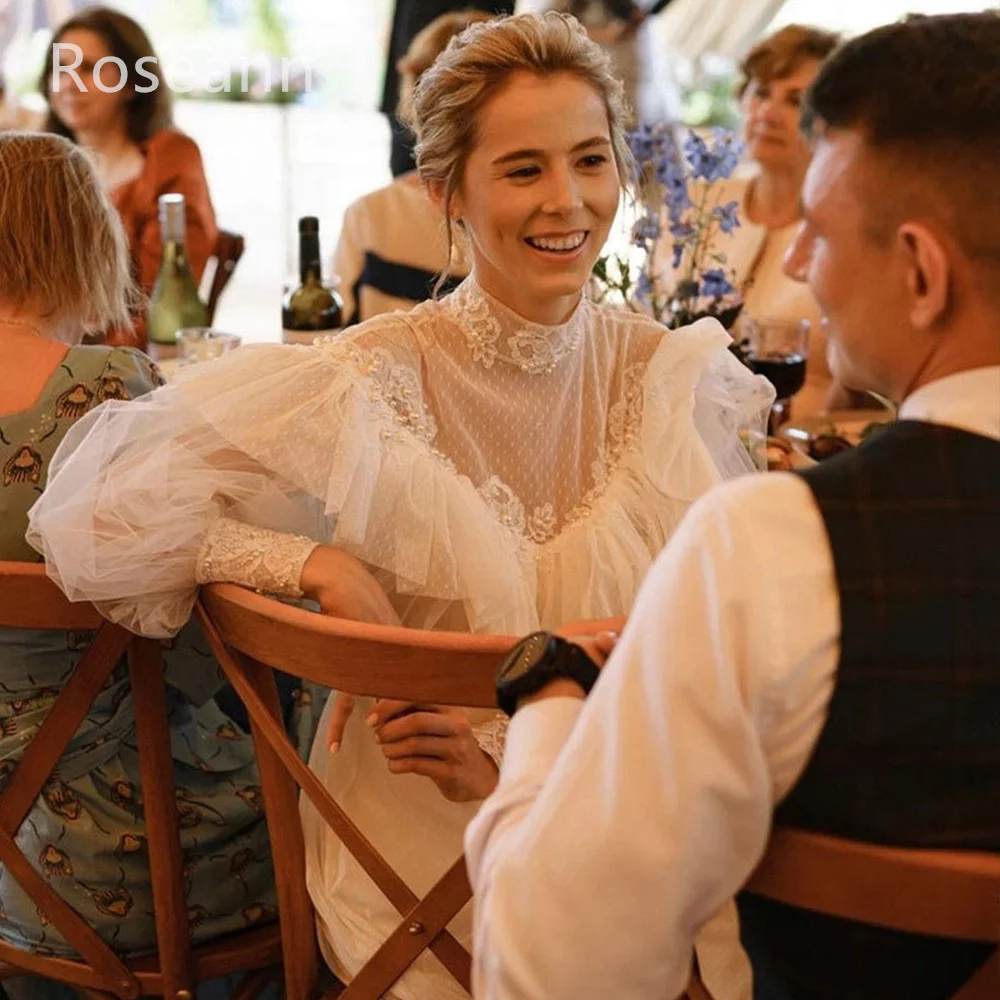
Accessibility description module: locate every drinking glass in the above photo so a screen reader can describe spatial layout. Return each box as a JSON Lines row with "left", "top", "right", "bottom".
{"left": 176, "top": 328, "right": 242, "bottom": 366}
{"left": 742, "top": 317, "right": 810, "bottom": 432}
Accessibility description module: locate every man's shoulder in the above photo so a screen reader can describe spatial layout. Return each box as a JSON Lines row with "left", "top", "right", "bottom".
{"left": 693, "top": 471, "right": 816, "bottom": 530}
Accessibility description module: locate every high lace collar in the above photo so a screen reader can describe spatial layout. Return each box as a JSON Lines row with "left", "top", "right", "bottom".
{"left": 443, "top": 276, "right": 588, "bottom": 376}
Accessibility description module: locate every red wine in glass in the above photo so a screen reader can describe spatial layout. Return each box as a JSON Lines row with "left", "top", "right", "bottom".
{"left": 750, "top": 352, "right": 807, "bottom": 400}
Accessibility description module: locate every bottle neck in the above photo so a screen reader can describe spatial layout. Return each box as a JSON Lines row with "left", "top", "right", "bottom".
{"left": 160, "top": 239, "right": 191, "bottom": 270}
{"left": 299, "top": 232, "right": 321, "bottom": 285}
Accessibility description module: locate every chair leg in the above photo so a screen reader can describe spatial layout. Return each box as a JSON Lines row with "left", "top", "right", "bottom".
{"left": 128, "top": 638, "right": 195, "bottom": 998}
{"left": 243, "top": 658, "right": 319, "bottom": 1000}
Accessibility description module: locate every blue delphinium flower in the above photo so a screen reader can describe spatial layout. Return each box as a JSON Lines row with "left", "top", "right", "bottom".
{"left": 712, "top": 200, "right": 740, "bottom": 235}
{"left": 669, "top": 220, "right": 695, "bottom": 241}
{"left": 711, "top": 127, "right": 743, "bottom": 178}
{"left": 628, "top": 122, "right": 657, "bottom": 166}
{"left": 683, "top": 131, "right": 719, "bottom": 181}
{"left": 672, "top": 243, "right": 684, "bottom": 269}
{"left": 661, "top": 163, "right": 692, "bottom": 222}
{"left": 701, "top": 268, "right": 734, "bottom": 299}
{"left": 636, "top": 270, "right": 654, "bottom": 304}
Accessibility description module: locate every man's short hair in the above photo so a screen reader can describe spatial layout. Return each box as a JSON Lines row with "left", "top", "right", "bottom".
{"left": 801, "top": 12, "right": 1000, "bottom": 292}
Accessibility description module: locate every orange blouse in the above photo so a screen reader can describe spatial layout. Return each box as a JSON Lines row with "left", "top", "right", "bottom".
{"left": 109, "top": 128, "right": 218, "bottom": 347}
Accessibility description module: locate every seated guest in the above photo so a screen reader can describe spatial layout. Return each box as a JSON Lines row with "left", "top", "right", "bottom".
{"left": 0, "top": 131, "right": 298, "bottom": 995}
{"left": 657, "top": 25, "right": 843, "bottom": 416}
{"left": 40, "top": 6, "right": 217, "bottom": 347}
{"left": 333, "top": 10, "right": 486, "bottom": 325}
{"left": 468, "top": 13, "right": 1000, "bottom": 1000}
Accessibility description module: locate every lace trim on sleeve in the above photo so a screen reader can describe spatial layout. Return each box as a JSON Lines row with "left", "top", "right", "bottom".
{"left": 472, "top": 713, "right": 509, "bottom": 770}
{"left": 195, "top": 516, "right": 318, "bottom": 598}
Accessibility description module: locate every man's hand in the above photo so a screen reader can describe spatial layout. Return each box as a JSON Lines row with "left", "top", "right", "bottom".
{"left": 518, "top": 630, "right": 620, "bottom": 710}
{"left": 367, "top": 699, "right": 499, "bottom": 802}
{"left": 563, "top": 629, "right": 619, "bottom": 668}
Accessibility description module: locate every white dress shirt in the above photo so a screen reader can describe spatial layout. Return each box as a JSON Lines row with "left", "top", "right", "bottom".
{"left": 466, "top": 365, "right": 1000, "bottom": 1000}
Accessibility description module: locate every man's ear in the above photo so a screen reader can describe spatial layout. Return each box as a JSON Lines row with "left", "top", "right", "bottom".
{"left": 897, "top": 222, "right": 950, "bottom": 330}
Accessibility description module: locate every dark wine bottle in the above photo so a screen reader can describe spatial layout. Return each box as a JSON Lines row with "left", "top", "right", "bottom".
{"left": 282, "top": 216, "right": 342, "bottom": 344}
{"left": 148, "top": 193, "right": 207, "bottom": 348}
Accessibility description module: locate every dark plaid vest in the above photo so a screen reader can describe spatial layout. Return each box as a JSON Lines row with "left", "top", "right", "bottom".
{"left": 739, "top": 421, "right": 1000, "bottom": 1000}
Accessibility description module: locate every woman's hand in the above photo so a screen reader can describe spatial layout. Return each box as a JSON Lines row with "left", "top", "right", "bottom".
{"left": 299, "top": 545, "right": 401, "bottom": 752}
{"left": 366, "top": 699, "right": 499, "bottom": 802}
{"left": 299, "top": 544, "right": 399, "bottom": 625}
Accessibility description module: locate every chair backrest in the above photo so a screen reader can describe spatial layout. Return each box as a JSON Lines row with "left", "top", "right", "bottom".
{"left": 204, "top": 229, "right": 246, "bottom": 325}
{"left": 197, "top": 583, "right": 621, "bottom": 1000}
{"left": 0, "top": 563, "right": 281, "bottom": 1000}
{"left": 745, "top": 827, "right": 1000, "bottom": 999}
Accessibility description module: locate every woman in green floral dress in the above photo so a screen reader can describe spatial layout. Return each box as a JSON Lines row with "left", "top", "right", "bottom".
{"left": 0, "top": 132, "right": 302, "bottom": 993}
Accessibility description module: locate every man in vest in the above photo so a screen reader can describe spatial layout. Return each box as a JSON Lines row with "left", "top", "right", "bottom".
{"left": 464, "top": 12, "right": 1000, "bottom": 1000}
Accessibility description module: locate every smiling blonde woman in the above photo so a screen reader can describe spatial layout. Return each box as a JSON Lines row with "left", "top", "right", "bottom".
{"left": 29, "top": 13, "right": 772, "bottom": 999}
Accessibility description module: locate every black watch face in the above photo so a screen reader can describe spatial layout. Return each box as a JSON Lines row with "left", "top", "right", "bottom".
{"left": 498, "top": 631, "right": 554, "bottom": 685}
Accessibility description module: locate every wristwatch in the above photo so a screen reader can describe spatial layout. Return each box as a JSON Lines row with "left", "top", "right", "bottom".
{"left": 495, "top": 631, "right": 600, "bottom": 717}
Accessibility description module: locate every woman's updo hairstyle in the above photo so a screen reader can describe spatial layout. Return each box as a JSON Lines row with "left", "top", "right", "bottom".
{"left": 403, "top": 12, "right": 633, "bottom": 279}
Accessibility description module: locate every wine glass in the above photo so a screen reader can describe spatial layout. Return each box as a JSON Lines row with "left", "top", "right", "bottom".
{"left": 741, "top": 317, "right": 810, "bottom": 433}
{"left": 176, "top": 328, "right": 242, "bottom": 366}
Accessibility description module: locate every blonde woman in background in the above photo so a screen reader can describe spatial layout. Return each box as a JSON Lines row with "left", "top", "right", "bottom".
{"left": 0, "top": 132, "right": 287, "bottom": 1000}
{"left": 30, "top": 13, "right": 771, "bottom": 998}
{"left": 333, "top": 10, "right": 488, "bottom": 325}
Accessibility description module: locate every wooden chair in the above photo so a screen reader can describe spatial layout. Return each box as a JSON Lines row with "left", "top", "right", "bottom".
{"left": 197, "top": 582, "right": 625, "bottom": 1000}
{"left": 0, "top": 562, "right": 282, "bottom": 1000}
{"left": 204, "top": 229, "right": 246, "bottom": 325}
{"left": 745, "top": 827, "right": 1000, "bottom": 1000}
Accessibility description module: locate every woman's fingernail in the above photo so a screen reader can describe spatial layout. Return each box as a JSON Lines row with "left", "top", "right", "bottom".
{"left": 365, "top": 712, "right": 378, "bottom": 727}
{"left": 329, "top": 741, "right": 340, "bottom": 754}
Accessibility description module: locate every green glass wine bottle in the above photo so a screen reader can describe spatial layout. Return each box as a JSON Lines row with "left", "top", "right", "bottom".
{"left": 148, "top": 193, "right": 207, "bottom": 348}
{"left": 282, "top": 216, "right": 342, "bottom": 344}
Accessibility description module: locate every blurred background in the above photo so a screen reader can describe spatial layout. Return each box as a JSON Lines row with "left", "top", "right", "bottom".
{"left": 0, "top": 0, "right": 990, "bottom": 342}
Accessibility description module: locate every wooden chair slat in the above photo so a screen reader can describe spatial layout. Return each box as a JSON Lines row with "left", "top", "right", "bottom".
{"left": 342, "top": 858, "right": 473, "bottom": 998}
{"left": 205, "top": 230, "right": 245, "bottom": 326}
{"left": 952, "top": 950, "right": 1000, "bottom": 1000}
{"left": 240, "top": 652, "right": 317, "bottom": 1000}
{"left": 746, "top": 828, "right": 1000, "bottom": 941}
{"left": 0, "top": 562, "right": 104, "bottom": 631}
{"left": 0, "top": 826, "right": 138, "bottom": 997}
{"left": 0, "top": 622, "right": 130, "bottom": 836}
{"left": 128, "top": 637, "right": 196, "bottom": 997}
{"left": 200, "top": 585, "right": 507, "bottom": 705}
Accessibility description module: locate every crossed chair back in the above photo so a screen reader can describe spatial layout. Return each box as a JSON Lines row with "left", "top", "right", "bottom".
{"left": 197, "top": 582, "right": 624, "bottom": 1000}
{"left": 0, "top": 562, "right": 281, "bottom": 1000}
{"left": 204, "top": 229, "right": 246, "bottom": 326}
{"left": 745, "top": 827, "right": 1000, "bottom": 1000}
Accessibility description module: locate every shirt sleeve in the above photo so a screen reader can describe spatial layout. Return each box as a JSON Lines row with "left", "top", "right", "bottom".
{"left": 465, "top": 473, "right": 840, "bottom": 1000}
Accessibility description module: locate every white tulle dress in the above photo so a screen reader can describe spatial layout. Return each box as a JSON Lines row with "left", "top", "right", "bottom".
{"left": 28, "top": 276, "right": 772, "bottom": 1000}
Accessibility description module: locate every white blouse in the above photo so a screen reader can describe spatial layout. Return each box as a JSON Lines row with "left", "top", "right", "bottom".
{"left": 28, "top": 276, "right": 772, "bottom": 999}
